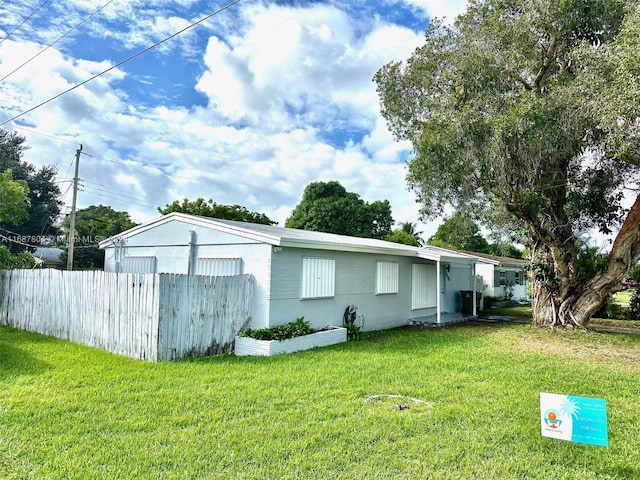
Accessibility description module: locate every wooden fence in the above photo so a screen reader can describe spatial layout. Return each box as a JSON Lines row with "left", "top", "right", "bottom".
{"left": 0, "top": 269, "right": 253, "bottom": 361}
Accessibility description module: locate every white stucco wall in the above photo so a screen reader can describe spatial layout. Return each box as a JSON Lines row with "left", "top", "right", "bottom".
{"left": 267, "top": 248, "right": 470, "bottom": 331}
{"left": 476, "top": 263, "right": 495, "bottom": 296}
{"left": 476, "top": 263, "right": 529, "bottom": 300}
{"left": 102, "top": 219, "right": 273, "bottom": 328}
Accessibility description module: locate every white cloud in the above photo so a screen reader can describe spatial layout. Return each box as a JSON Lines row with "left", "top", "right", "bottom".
{"left": 196, "top": 4, "right": 424, "bottom": 130}
{"left": 399, "top": 0, "right": 468, "bottom": 23}
{"left": 1, "top": 1, "right": 439, "bottom": 237}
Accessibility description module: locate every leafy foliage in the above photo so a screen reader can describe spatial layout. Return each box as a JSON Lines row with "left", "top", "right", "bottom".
{"left": 630, "top": 286, "right": 640, "bottom": 320}
{"left": 0, "top": 169, "right": 29, "bottom": 225}
{"left": 0, "top": 245, "right": 38, "bottom": 269}
{"left": 60, "top": 205, "right": 138, "bottom": 270}
{"left": 385, "top": 221, "right": 424, "bottom": 247}
{"left": 427, "top": 212, "right": 522, "bottom": 258}
{"left": 159, "top": 198, "right": 276, "bottom": 225}
{"left": 0, "top": 129, "right": 62, "bottom": 250}
{"left": 384, "top": 229, "right": 419, "bottom": 246}
{"left": 428, "top": 212, "right": 490, "bottom": 253}
{"left": 630, "top": 264, "right": 640, "bottom": 284}
{"left": 342, "top": 305, "right": 363, "bottom": 341}
{"left": 238, "top": 317, "right": 316, "bottom": 341}
{"left": 286, "top": 181, "right": 393, "bottom": 239}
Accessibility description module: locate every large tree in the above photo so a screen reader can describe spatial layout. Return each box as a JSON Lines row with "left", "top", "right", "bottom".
{"left": 428, "top": 212, "right": 491, "bottom": 253}
{"left": 0, "top": 169, "right": 30, "bottom": 226}
{"left": 158, "top": 198, "right": 276, "bottom": 225}
{"left": 375, "top": 0, "right": 640, "bottom": 328}
{"left": 0, "top": 129, "right": 62, "bottom": 250}
{"left": 0, "top": 168, "right": 35, "bottom": 269}
{"left": 286, "top": 181, "right": 394, "bottom": 239}
{"left": 427, "top": 212, "right": 523, "bottom": 258}
{"left": 385, "top": 229, "right": 420, "bottom": 247}
{"left": 61, "top": 205, "right": 138, "bottom": 270}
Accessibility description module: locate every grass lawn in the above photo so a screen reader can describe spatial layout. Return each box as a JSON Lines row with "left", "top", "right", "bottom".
{"left": 612, "top": 289, "right": 633, "bottom": 307}
{"left": 486, "top": 302, "right": 640, "bottom": 332}
{"left": 2, "top": 324, "right": 640, "bottom": 479}
{"left": 485, "top": 304, "right": 533, "bottom": 319}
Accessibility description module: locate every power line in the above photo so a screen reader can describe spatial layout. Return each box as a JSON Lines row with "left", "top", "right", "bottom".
{"left": 11, "top": 127, "right": 222, "bottom": 199}
{"left": 0, "top": 0, "right": 115, "bottom": 83}
{"left": 0, "top": 0, "right": 242, "bottom": 127}
{"left": 86, "top": 150, "right": 202, "bottom": 181}
{"left": 81, "top": 179, "right": 167, "bottom": 206}
{"left": 12, "top": 125, "right": 80, "bottom": 145}
{"left": 79, "top": 187, "right": 160, "bottom": 210}
{"left": 0, "top": 0, "right": 50, "bottom": 46}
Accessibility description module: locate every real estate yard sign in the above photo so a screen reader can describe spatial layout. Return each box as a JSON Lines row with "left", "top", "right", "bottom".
{"left": 540, "top": 392, "right": 608, "bottom": 447}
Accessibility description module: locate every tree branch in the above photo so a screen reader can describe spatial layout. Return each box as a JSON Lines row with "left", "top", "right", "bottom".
{"left": 533, "top": 35, "right": 557, "bottom": 95}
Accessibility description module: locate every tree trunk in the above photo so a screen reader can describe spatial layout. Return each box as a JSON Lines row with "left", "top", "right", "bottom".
{"left": 531, "top": 194, "right": 640, "bottom": 329}
{"left": 531, "top": 282, "right": 608, "bottom": 328}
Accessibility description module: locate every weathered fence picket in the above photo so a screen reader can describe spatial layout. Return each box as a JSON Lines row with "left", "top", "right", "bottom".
{"left": 0, "top": 270, "right": 253, "bottom": 361}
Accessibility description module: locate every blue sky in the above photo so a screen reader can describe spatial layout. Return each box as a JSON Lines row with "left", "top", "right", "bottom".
{"left": 0, "top": 0, "right": 468, "bottom": 235}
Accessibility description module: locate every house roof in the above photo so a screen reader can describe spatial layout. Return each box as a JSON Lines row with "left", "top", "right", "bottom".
{"left": 99, "top": 213, "right": 495, "bottom": 264}
{"left": 465, "top": 251, "right": 526, "bottom": 267}
{"left": 32, "top": 247, "right": 64, "bottom": 264}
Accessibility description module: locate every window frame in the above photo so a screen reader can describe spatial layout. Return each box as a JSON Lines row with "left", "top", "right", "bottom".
{"left": 376, "top": 261, "right": 399, "bottom": 295}
{"left": 195, "top": 257, "right": 243, "bottom": 276}
{"left": 300, "top": 257, "right": 336, "bottom": 300}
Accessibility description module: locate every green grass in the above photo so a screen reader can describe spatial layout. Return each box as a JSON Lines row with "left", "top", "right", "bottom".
{"left": 612, "top": 289, "right": 633, "bottom": 307}
{"left": 2, "top": 325, "right": 640, "bottom": 479}
{"left": 486, "top": 303, "right": 640, "bottom": 330}
{"left": 486, "top": 304, "right": 533, "bottom": 319}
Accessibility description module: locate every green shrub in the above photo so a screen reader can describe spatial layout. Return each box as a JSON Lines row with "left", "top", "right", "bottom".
{"left": 483, "top": 295, "right": 505, "bottom": 308}
{"left": 630, "top": 286, "right": 640, "bottom": 320}
{"left": 238, "top": 317, "right": 316, "bottom": 341}
{"left": 343, "top": 305, "right": 363, "bottom": 341}
{"left": 0, "top": 245, "right": 38, "bottom": 269}
{"left": 595, "top": 299, "right": 631, "bottom": 320}
{"left": 607, "top": 302, "right": 630, "bottom": 320}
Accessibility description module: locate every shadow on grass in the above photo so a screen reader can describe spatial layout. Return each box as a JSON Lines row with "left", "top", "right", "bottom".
{"left": 0, "top": 327, "right": 53, "bottom": 381}
{"left": 603, "top": 465, "right": 639, "bottom": 479}
{"left": 331, "top": 324, "right": 490, "bottom": 355}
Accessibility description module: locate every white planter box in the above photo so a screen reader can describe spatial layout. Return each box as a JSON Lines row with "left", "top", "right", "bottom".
{"left": 234, "top": 326, "right": 347, "bottom": 356}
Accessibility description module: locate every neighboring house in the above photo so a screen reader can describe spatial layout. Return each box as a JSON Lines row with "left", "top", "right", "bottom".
{"left": 473, "top": 252, "right": 529, "bottom": 301}
{"left": 32, "top": 247, "right": 64, "bottom": 269}
{"left": 99, "top": 213, "right": 496, "bottom": 331}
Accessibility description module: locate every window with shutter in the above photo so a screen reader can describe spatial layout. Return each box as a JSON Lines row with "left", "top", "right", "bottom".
{"left": 301, "top": 257, "right": 335, "bottom": 299}
{"left": 376, "top": 261, "right": 399, "bottom": 294}
{"left": 195, "top": 258, "right": 243, "bottom": 276}
{"left": 411, "top": 263, "right": 437, "bottom": 309}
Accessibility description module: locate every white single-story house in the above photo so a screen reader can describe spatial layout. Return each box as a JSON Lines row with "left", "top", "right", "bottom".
{"left": 99, "top": 213, "right": 497, "bottom": 331}
{"left": 473, "top": 252, "right": 529, "bottom": 301}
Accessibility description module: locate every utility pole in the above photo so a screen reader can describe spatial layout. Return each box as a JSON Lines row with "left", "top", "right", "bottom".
{"left": 66, "top": 144, "right": 82, "bottom": 270}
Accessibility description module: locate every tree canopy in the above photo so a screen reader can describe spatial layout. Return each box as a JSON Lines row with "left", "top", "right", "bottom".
{"left": 385, "top": 229, "right": 420, "bottom": 247}
{"left": 286, "top": 181, "right": 394, "bottom": 239}
{"left": 61, "top": 205, "right": 138, "bottom": 270}
{"left": 158, "top": 198, "right": 276, "bottom": 225}
{"left": 428, "top": 213, "right": 490, "bottom": 253}
{"left": 0, "top": 169, "right": 29, "bottom": 226}
{"left": 427, "top": 212, "right": 523, "bottom": 258}
{"left": 0, "top": 129, "right": 62, "bottom": 251}
{"left": 375, "top": 0, "right": 640, "bottom": 327}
